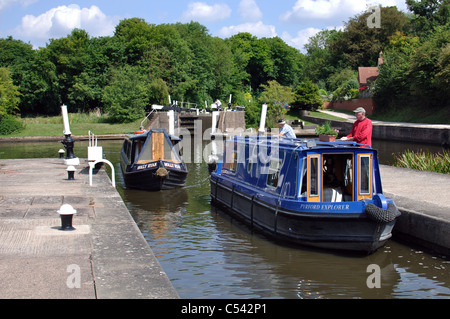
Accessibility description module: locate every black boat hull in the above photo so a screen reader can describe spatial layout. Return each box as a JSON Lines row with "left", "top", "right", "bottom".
{"left": 210, "top": 179, "right": 395, "bottom": 254}
{"left": 121, "top": 163, "right": 187, "bottom": 191}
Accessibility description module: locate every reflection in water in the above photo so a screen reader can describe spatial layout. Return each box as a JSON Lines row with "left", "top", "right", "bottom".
{"left": 0, "top": 139, "right": 449, "bottom": 298}
{"left": 127, "top": 159, "right": 450, "bottom": 299}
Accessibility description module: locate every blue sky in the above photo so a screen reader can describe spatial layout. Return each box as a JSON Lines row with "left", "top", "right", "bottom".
{"left": 0, "top": 0, "right": 408, "bottom": 52}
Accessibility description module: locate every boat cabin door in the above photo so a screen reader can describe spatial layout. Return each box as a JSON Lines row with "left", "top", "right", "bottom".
{"left": 152, "top": 132, "right": 165, "bottom": 161}
{"left": 305, "top": 152, "right": 362, "bottom": 202}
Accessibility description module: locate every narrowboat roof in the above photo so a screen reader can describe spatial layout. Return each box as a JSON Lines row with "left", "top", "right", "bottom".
{"left": 125, "top": 128, "right": 182, "bottom": 142}
{"left": 229, "top": 136, "right": 372, "bottom": 151}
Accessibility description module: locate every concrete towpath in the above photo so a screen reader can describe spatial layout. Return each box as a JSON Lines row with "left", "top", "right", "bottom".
{"left": 0, "top": 158, "right": 178, "bottom": 299}
{"left": 379, "top": 165, "right": 450, "bottom": 256}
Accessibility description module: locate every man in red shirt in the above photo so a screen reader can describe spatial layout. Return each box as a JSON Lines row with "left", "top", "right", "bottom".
{"left": 341, "top": 107, "right": 373, "bottom": 147}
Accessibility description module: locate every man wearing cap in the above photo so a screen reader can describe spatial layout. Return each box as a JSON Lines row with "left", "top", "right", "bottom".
{"left": 340, "top": 107, "right": 372, "bottom": 147}
{"left": 278, "top": 119, "right": 296, "bottom": 139}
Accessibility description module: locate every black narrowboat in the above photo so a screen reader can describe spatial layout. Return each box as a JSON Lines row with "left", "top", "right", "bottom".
{"left": 210, "top": 135, "right": 400, "bottom": 254}
{"left": 120, "top": 129, "right": 188, "bottom": 191}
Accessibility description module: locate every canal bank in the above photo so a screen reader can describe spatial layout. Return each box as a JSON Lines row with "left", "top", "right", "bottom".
{"left": 302, "top": 110, "right": 450, "bottom": 146}
{"left": 380, "top": 165, "right": 450, "bottom": 257}
{"left": 0, "top": 158, "right": 178, "bottom": 299}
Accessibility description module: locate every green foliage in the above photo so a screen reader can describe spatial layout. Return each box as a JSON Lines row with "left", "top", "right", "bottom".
{"left": 393, "top": 149, "right": 450, "bottom": 174}
{"left": 0, "top": 67, "right": 21, "bottom": 116}
{"left": 258, "top": 80, "right": 294, "bottom": 127}
{"left": 293, "top": 80, "right": 323, "bottom": 111}
{"left": 329, "top": 6, "right": 409, "bottom": 68}
{"left": 303, "top": 29, "right": 343, "bottom": 84}
{"left": 102, "top": 65, "right": 150, "bottom": 123}
{"left": 0, "top": 115, "right": 23, "bottom": 135}
{"left": 406, "top": 0, "right": 450, "bottom": 36}
{"left": 332, "top": 79, "right": 360, "bottom": 101}
{"left": 0, "top": 3, "right": 449, "bottom": 123}
{"left": 327, "top": 68, "right": 358, "bottom": 92}
{"left": 315, "top": 121, "right": 338, "bottom": 136}
{"left": 227, "top": 33, "right": 274, "bottom": 92}
{"left": 375, "top": 24, "right": 450, "bottom": 112}
{"left": 148, "top": 78, "right": 170, "bottom": 106}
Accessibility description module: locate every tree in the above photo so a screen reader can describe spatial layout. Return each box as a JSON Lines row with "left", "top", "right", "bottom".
{"left": 114, "top": 18, "right": 155, "bottom": 65}
{"left": 102, "top": 65, "right": 150, "bottom": 123}
{"left": 147, "top": 78, "right": 170, "bottom": 106}
{"left": 0, "top": 37, "right": 34, "bottom": 67}
{"left": 329, "top": 6, "right": 409, "bottom": 68}
{"left": 409, "top": 26, "right": 450, "bottom": 107}
{"left": 406, "top": 0, "right": 450, "bottom": 35}
{"left": 331, "top": 79, "right": 360, "bottom": 101}
{"left": 258, "top": 80, "right": 294, "bottom": 127}
{"left": 0, "top": 67, "right": 20, "bottom": 116}
{"left": 435, "top": 43, "right": 450, "bottom": 95}
{"left": 327, "top": 68, "right": 358, "bottom": 92}
{"left": 303, "top": 29, "right": 343, "bottom": 84}
{"left": 15, "top": 49, "right": 61, "bottom": 115}
{"left": 263, "top": 37, "right": 305, "bottom": 87}
{"left": 374, "top": 33, "right": 420, "bottom": 110}
{"left": 227, "top": 33, "right": 274, "bottom": 91}
{"left": 293, "top": 80, "right": 323, "bottom": 111}
{"left": 45, "top": 29, "right": 93, "bottom": 112}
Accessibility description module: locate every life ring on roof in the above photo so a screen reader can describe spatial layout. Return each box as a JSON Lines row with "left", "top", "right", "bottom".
{"left": 134, "top": 130, "right": 145, "bottom": 134}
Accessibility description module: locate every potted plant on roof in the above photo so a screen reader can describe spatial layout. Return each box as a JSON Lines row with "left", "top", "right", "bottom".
{"left": 315, "top": 121, "right": 339, "bottom": 142}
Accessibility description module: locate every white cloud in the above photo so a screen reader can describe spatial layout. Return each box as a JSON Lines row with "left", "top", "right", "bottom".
{"left": 281, "top": 26, "right": 343, "bottom": 52}
{"left": 13, "top": 5, "right": 117, "bottom": 47}
{"left": 181, "top": 2, "right": 231, "bottom": 23}
{"left": 218, "top": 21, "right": 277, "bottom": 38}
{"left": 280, "top": 0, "right": 407, "bottom": 26}
{"left": 282, "top": 28, "right": 322, "bottom": 52}
{"left": 239, "top": 0, "right": 263, "bottom": 22}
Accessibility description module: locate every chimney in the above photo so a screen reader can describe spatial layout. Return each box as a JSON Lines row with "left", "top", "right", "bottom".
{"left": 378, "top": 51, "right": 384, "bottom": 66}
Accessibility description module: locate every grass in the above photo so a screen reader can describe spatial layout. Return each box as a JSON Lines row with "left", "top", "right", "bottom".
{"left": 393, "top": 149, "right": 450, "bottom": 174}
{"left": 2, "top": 113, "right": 142, "bottom": 137}
{"left": 285, "top": 109, "right": 343, "bottom": 125}
{"left": 371, "top": 106, "right": 450, "bottom": 124}
{"left": 309, "top": 110, "right": 348, "bottom": 121}
{"left": 319, "top": 106, "right": 450, "bottom": 124}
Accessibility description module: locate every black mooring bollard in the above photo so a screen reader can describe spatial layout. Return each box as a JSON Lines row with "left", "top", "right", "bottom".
{"left": 61, "top": 134, "right": 76, "bottom": 159}
{"left": 57, "top": 204, "right": 77, "bottom": 231}
{"left": 66, "top": 166, "right": 76, "bottom": 180}
{"left": 59, "top": 149, "right": 65, "bottom": 159}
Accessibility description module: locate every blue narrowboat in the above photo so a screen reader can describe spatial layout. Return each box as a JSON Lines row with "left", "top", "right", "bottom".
{"left": 120, "top": 129, "right": 188, "bottom": 191}
{"left": 210, "top": 136, "right": 400, "bottom": 254}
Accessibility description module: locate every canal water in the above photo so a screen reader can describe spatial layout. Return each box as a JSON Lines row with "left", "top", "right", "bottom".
{"left": 0, "top": 138, "right": 449, "bottom": 299}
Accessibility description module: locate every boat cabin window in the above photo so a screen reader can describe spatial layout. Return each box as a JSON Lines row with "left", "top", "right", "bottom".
{"left": 122, "top": 140, "right": 133, "bottom": 162}
{"left": 308, "top": 155, "right": 320, "bottom": 198}
{"left": 357, "top": 154, "right": 372, "bottom": 199}
{"left": 266, "top": 158, "right": 282, "bottom": 188}
{"left": 136, "top": 132, "right": 182, "bottom": 164}
{"left": 223, "top": 142, "right": 238, "bottom": 173}
{"left": 247, "top": 143, "right": 257, "bottom": 177}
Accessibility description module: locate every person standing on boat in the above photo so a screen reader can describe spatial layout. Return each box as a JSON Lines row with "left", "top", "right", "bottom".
{"left": 278, "top": 119, "right": 296, "bottom": 139}
{"left": 341, "top": 107, "right": 372, "bottom": 147}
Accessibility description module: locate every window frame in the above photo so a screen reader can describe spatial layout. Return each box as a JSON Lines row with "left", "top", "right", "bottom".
{"left": 357, "top": 153, "right": 373, "bottom": 200}
{"left": 307, "top": 154, "right": 321, "bottom": 202}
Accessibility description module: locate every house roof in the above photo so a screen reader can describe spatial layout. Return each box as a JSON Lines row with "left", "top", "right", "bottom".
{"left": 358, "top": 67, "right": 379, "bottom": 86}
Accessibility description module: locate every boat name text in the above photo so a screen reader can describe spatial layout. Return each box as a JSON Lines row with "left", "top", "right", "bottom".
{"left": 299, "top": 203, "right": 350, "bottom": 211}
{"left": 136, "top": 162, "right": 158, "bottom": 170}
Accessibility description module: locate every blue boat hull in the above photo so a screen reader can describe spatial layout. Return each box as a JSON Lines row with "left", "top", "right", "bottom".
{"left": 210, "top": 178, "right": 395, "bottom": 254}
